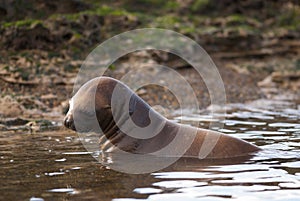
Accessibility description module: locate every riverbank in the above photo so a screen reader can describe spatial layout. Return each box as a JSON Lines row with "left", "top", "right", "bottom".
{"left": 0, "top": 0, "right": 299, "bottom": 130}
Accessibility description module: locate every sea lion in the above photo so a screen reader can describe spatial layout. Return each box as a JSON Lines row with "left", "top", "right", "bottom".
{"left": 64, "top": 76, "right": 260, "bottom": 159}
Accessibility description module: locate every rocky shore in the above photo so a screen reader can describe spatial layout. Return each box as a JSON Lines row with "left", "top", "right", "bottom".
{"left": 0, "top": 0, "right": 299, "bottom": 131}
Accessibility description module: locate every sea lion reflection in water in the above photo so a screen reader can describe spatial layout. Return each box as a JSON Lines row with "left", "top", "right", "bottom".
{"left": 64, "top": 77, "right": 260, "bottom": 159}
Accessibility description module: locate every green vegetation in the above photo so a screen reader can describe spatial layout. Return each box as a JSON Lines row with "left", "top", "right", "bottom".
{"left": 108, "top": 64, "right": 116, "bottom": 71}
{"left": 14, "top": 68, "right": 30, "bottom": 81}
{"left": 49, "top": 5, "right": 134, "bottom": 22}
{"left": 2, "top": 1, "right": 299, "bottom": 36}
{"left": 226, "top": 15, "right": 248, "bottom": 26}
{"left": 0, "top": 0, "right": 299, "bottom": 60}
{"left": 151, "top": 15, "right": 182, "bottom": 29}
{"left": 191, "top": 0, "right": 210, "bottom": 12}
{"left": 2, "top": 19, "right": 42, "bottom": 28}
{"left": 86, "top": 5, "right": 131, "bottom": 16}
{"left": 277, "top": 6, "right": 300, "bottom": 30}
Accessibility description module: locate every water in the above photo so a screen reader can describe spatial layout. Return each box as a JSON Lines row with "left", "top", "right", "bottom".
{"left": 0, "top": 98, "right": 299, "bottom": 200}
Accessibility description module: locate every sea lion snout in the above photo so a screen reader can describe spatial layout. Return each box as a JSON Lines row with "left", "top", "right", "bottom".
{"left": 64, "top": 113, "right": 76, "bottom": 131}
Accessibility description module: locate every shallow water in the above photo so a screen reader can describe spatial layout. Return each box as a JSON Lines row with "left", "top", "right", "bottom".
{"left": 1, "top": 98, "right": 300, "bottom": 201}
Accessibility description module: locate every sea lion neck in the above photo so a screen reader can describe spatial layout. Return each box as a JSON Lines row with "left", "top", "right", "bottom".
{"left": 93, "top": 77, "right": 153, "bottom": 132}
{"left": 97, "top": 79, "right": 171, "bottom": 152}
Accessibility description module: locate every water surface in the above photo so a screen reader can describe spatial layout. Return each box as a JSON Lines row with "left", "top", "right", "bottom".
{"left": 0, "top": 98, "right": 299, "bottom": 200}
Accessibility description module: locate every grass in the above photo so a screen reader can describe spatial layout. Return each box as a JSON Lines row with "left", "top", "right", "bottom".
{"left": 2, "top": 19, "right": 42, "bottom": 28}
{"left": 151, "top": 15, "right": 182, "bottom": 29}
{"left": 277, "top": 7, "right": 300, "bottom": 30}
{"left": 1, "top": 0, "right": 299, "bottom": 62}
{"left": 50, "top": 5, "right": 134, "bottom": 22}
{"left": 191, "top": 0, "right": 210, "bottom": 12}
{"left": 1, "top": 5, "right": 135, "bottom": 29}
{"left": 2, "top": 2, "right": 299, "bottom": 35}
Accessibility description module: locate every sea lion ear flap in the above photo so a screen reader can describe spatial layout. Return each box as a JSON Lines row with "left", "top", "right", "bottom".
{"left": 129, "top": 95, "right": 137, "bottom": 116}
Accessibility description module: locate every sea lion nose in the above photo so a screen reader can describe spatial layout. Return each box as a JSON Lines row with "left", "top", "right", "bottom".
{"left": 64, "top": 114, "right": 76, "bottom": 131}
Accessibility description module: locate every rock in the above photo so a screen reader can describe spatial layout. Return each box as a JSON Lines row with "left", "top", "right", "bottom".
{"left": 0, "top": 117, "right": 28, "bottom": 126}
{"left": 271, "top": 71, "right": 300, "bottom": 91}
{"left": 258, "top": 75, "right": 276, "bottom": 88}
{"left": 41, "top": 94, "right": 57, "bottom": 100}
{"left": 0, "top": 95, "right": 23, "bottom": 118}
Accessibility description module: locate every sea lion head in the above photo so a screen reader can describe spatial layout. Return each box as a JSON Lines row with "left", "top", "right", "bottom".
{"left": 64, "top": 77, "right": 117, "bottom": 133}
{"left": 63, "top": 76, "right": 153, "bottom": 135}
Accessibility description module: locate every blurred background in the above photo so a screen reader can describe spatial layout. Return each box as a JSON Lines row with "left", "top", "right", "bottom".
{"left": 1, "top": 1, "right": 300, "bottom": 201}
{"left": 0, "top": 0, "right": 299, "bottom": 128}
